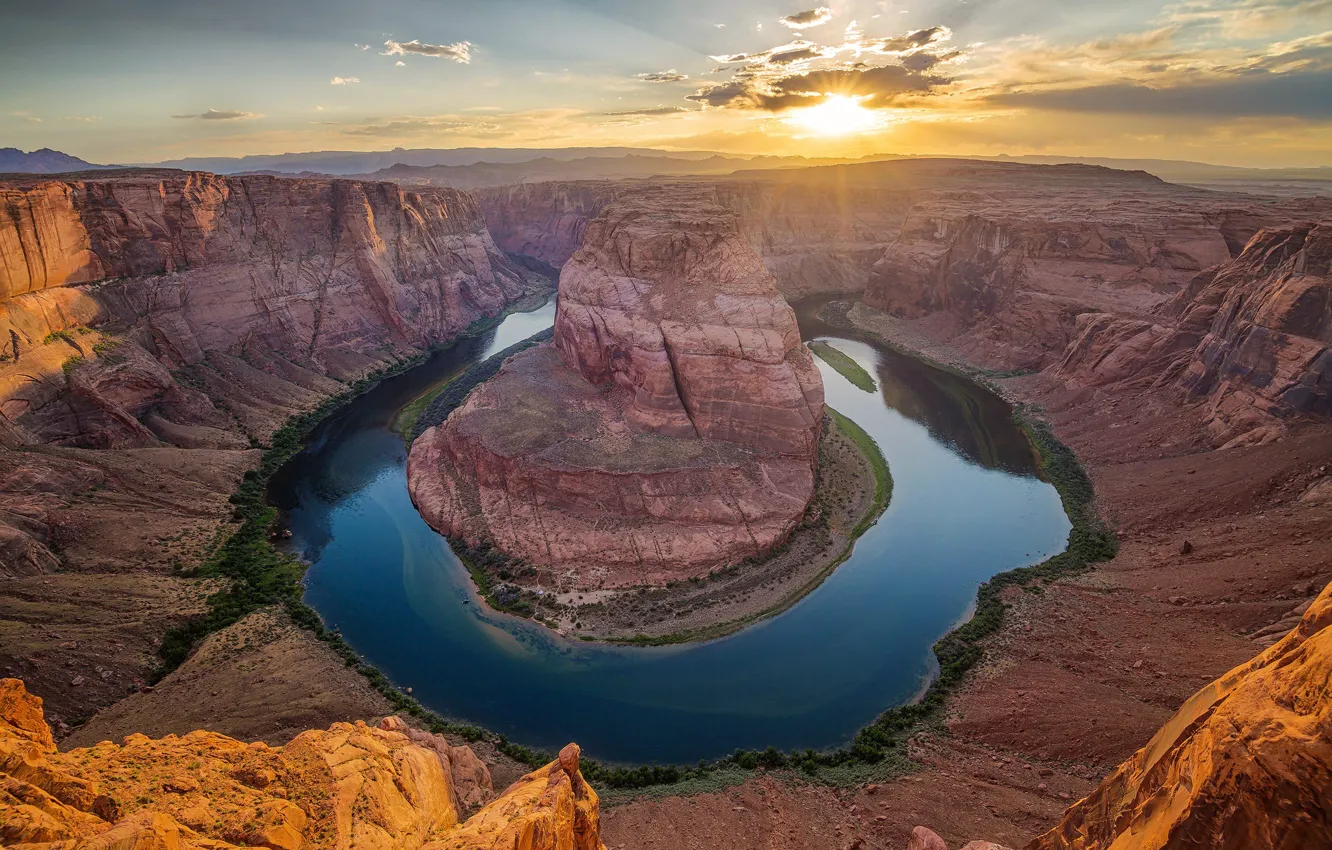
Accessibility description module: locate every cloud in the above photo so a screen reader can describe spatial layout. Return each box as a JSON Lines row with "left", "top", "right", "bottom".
{"left": 396, "top": 61, "right": 406, "bottom": 66}
{"left": 780, "top": 7, "right": 833, "bottom": 29}
{"left": 860, "top": 26, "right": 952, "bottom": 55}
{"left": 605, "top": 105, "right": 691, "bottom": 116}
{"left": 1165, "top": 0, "right": 1332, "bottom": 35}
{"left": 330, "top": 76, "right": 360, "bottom": 85}
{"left": 773, "top": 64, "right": 948, "bottom": 101}
{"left": 691, "top": 23, "right": 961, "bottom": 111}
{"left": 172, "top": 109, "right": 263, "bottom": 120}
{"left": 637, "top": 69, "right": 689, "bottom": 82}
{"left": 63, "top": 116, "right": 101, "bottom": 123}
{"left": 991, "top": 68, "right": 1332, "bottom": 118}
{"left": 383, "top": 39, "right": 472, "bottom": 63}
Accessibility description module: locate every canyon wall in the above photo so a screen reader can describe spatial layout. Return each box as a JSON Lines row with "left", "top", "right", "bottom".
{"left": 0, "top": 171, "right": 545, "bottom": 723}
{"left": 0, "top": 677, "right": 606, "bottom": 850}
{"left": 409, "top": 187, "right": 824, "bottom": 586}
{"left": 1054, "top": 222, "right": 1332, "bottom": 446}
{"left": 475, "top": 174, "right": 907, "bottom": 300}
{"left": 478, "top": 162, "right": 1328, "bottom": 374}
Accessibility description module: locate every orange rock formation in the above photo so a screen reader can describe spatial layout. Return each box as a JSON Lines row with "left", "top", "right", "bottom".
{"left": 1025, "top": 578, "right": 1332, "bottom": 850}
{"left": 0, "top": 678, "right": 605, "bottom": 850}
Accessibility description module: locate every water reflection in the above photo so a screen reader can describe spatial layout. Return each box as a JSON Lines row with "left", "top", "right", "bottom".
{"left": 272, "top": 298, "right": 1070, "bottom": 763}
{"left": 795, "top": 306, "right": 1040, "bottom": 476}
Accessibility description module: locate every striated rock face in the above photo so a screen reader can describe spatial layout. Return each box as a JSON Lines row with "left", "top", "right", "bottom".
{"left": 553, "top": 195, "right": 824, "bottom": 455}
{"left": 475, "top": 182, "right": 618, "bottom": 270}
{"left": 1, "top": 171, "right": 529, "bottom": 361}
{"left": 1053, "top": 222, "right": 1332, "bottom": 445}
{"left": 409, "top": 189, "right": 824, "bottom": 586}
{"left": 1028, "top": 578, "right": 1332, "bottom": 850}
{"left": 0, "top": 172, "right": 546, "bottom": 718}
{"left": 0, "top": 677, "right": 605, "bottom": 850}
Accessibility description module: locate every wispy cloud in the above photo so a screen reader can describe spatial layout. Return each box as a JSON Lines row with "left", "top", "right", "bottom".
{"left": 331, "top": 76, "right": 360, "bottom": 85}
{"left": 63, "top": 116, "right": 101, "bottom": 123}
{"left": 171, "top": 109, "right": 264, "bottom": 121}
{"left": 637, "top": 69, "right": 689, "bottom": 82}
{"left": 780, "top": 7, "right": 833, "bottom": 29}
{"left": 383, "top": 39, "right": 472, "bottom": 63}
{"left": 605, "top": 105, "right": 691, "bottom": 116}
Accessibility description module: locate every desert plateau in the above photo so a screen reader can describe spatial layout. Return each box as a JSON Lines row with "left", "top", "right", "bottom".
{"left": 3, "top": 2, "right": 1332, "bottom": 848}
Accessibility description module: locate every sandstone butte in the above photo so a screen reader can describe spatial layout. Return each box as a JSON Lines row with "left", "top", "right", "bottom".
{"left": 407, "top": 188, "right": 825, "bottom": 586}
{"left": 0, "top": 677, "right": 606, "bottom": 850}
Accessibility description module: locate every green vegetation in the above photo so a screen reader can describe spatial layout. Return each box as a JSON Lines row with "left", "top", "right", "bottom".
{"left": 828, "top": 408, "right": 892, "bottom": 537}
{"left": 154, "top": 356, "right": 429, "bottom": 675}
{"left": 163, "top": 292, "right": 1114, "bottom": 797}
{"left": 809, "top": 341, "right": 876, "bottom": 392}
{"left": 61, "top": 355, "right": 85, "bottom": 375}
{"left": 409, "top": 328, "right": 554, "bottom": 441}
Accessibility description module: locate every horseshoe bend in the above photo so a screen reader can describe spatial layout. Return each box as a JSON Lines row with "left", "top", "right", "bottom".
{"left": 3, "top": 126, "right": 1332, "bottom": 850}
{"left": 407, "top": 188, "right": 827, "bottom": 586}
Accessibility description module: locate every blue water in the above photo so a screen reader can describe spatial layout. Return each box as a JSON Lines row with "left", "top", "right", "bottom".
{"left": 269, "top": 299, "right": 1070, "bottom": 764}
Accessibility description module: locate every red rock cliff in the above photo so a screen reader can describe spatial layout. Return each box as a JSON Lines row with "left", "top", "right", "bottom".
{"left": 0, "top": 172, "right": 536, "bottom": 447}
{"left": 408, "top": 188, "right": 824, "bottom": 586}
{"left": 1054, "top": 222, "right": 1332, "bottom": 445}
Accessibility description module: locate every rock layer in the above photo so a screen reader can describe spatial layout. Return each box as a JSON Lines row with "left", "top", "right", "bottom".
{"left": 0, "top": 170, "right": 545, "bottom": 721}
{"left": 1054, "top": 222, "right": 1332, "bottom": 445}
{"left": 1027, "top": 578, "right": 1332, "bottom": 850}
{"left": 409, "top": 189, "right": 824, "bottom": 585}
{"left": 0, "top": 677, "right": 605, "bottom": 850}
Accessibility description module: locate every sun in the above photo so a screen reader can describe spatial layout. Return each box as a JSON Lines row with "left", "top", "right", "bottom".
{"left": 784, "top": 95, "right": 884, "bottom": 136}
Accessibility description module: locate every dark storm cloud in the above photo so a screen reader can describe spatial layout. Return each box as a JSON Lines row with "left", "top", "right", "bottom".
{"left": 992, "top": 68, "right": 1332, "bottom": 118}
{"left": 383, "top": 39, "right": 472, "bottom": 63}
{"left": 636, "top": 70, "right": 689, "bottom": 82}
{"left": 171, "top": 109, "right": 263, "bottom": 120}
{"left": 780, "top": 7, "right": 833, "bottom": 29}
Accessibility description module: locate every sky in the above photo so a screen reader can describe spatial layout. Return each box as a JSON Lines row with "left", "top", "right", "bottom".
{"left": 2, "top": 0, "right": 1330, "bottom": 166}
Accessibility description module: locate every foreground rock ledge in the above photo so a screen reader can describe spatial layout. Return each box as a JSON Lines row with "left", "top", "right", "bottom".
{"left": 0, "top": 678, "right": 605, "bottom": 850}
{"left": 408, "top": 188, "right": 824, "bottom": 587}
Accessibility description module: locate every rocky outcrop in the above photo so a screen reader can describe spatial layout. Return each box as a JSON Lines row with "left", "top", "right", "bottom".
{"left": 409, "top": 188, "right": 824, "bottom": 586}
{"left": 0, "top": 677, "right": 605, "bottom": 850}
{"left": 1027, "top": 579, "right": 1332, "bottom": 850}
{"left": 1054, "top": 222, "right": 1332, "bottom": 445}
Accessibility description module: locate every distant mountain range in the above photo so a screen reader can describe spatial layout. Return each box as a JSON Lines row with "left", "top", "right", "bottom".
{"left": 0, "top": 148, "right": 114, "bottom": 174}
{"left": 333, "top": 153, "right": 863, "bottom": 189}
{"left": 146, "top": 146, "right": 747, "bottom": 175}
{"left": 5, "top": 145, "right": 1329, "bottom": 195}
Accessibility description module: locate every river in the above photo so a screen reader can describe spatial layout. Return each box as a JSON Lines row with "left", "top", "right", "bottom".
{"left": 268, "top": 297, "right": 1070, "bottom": 764}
